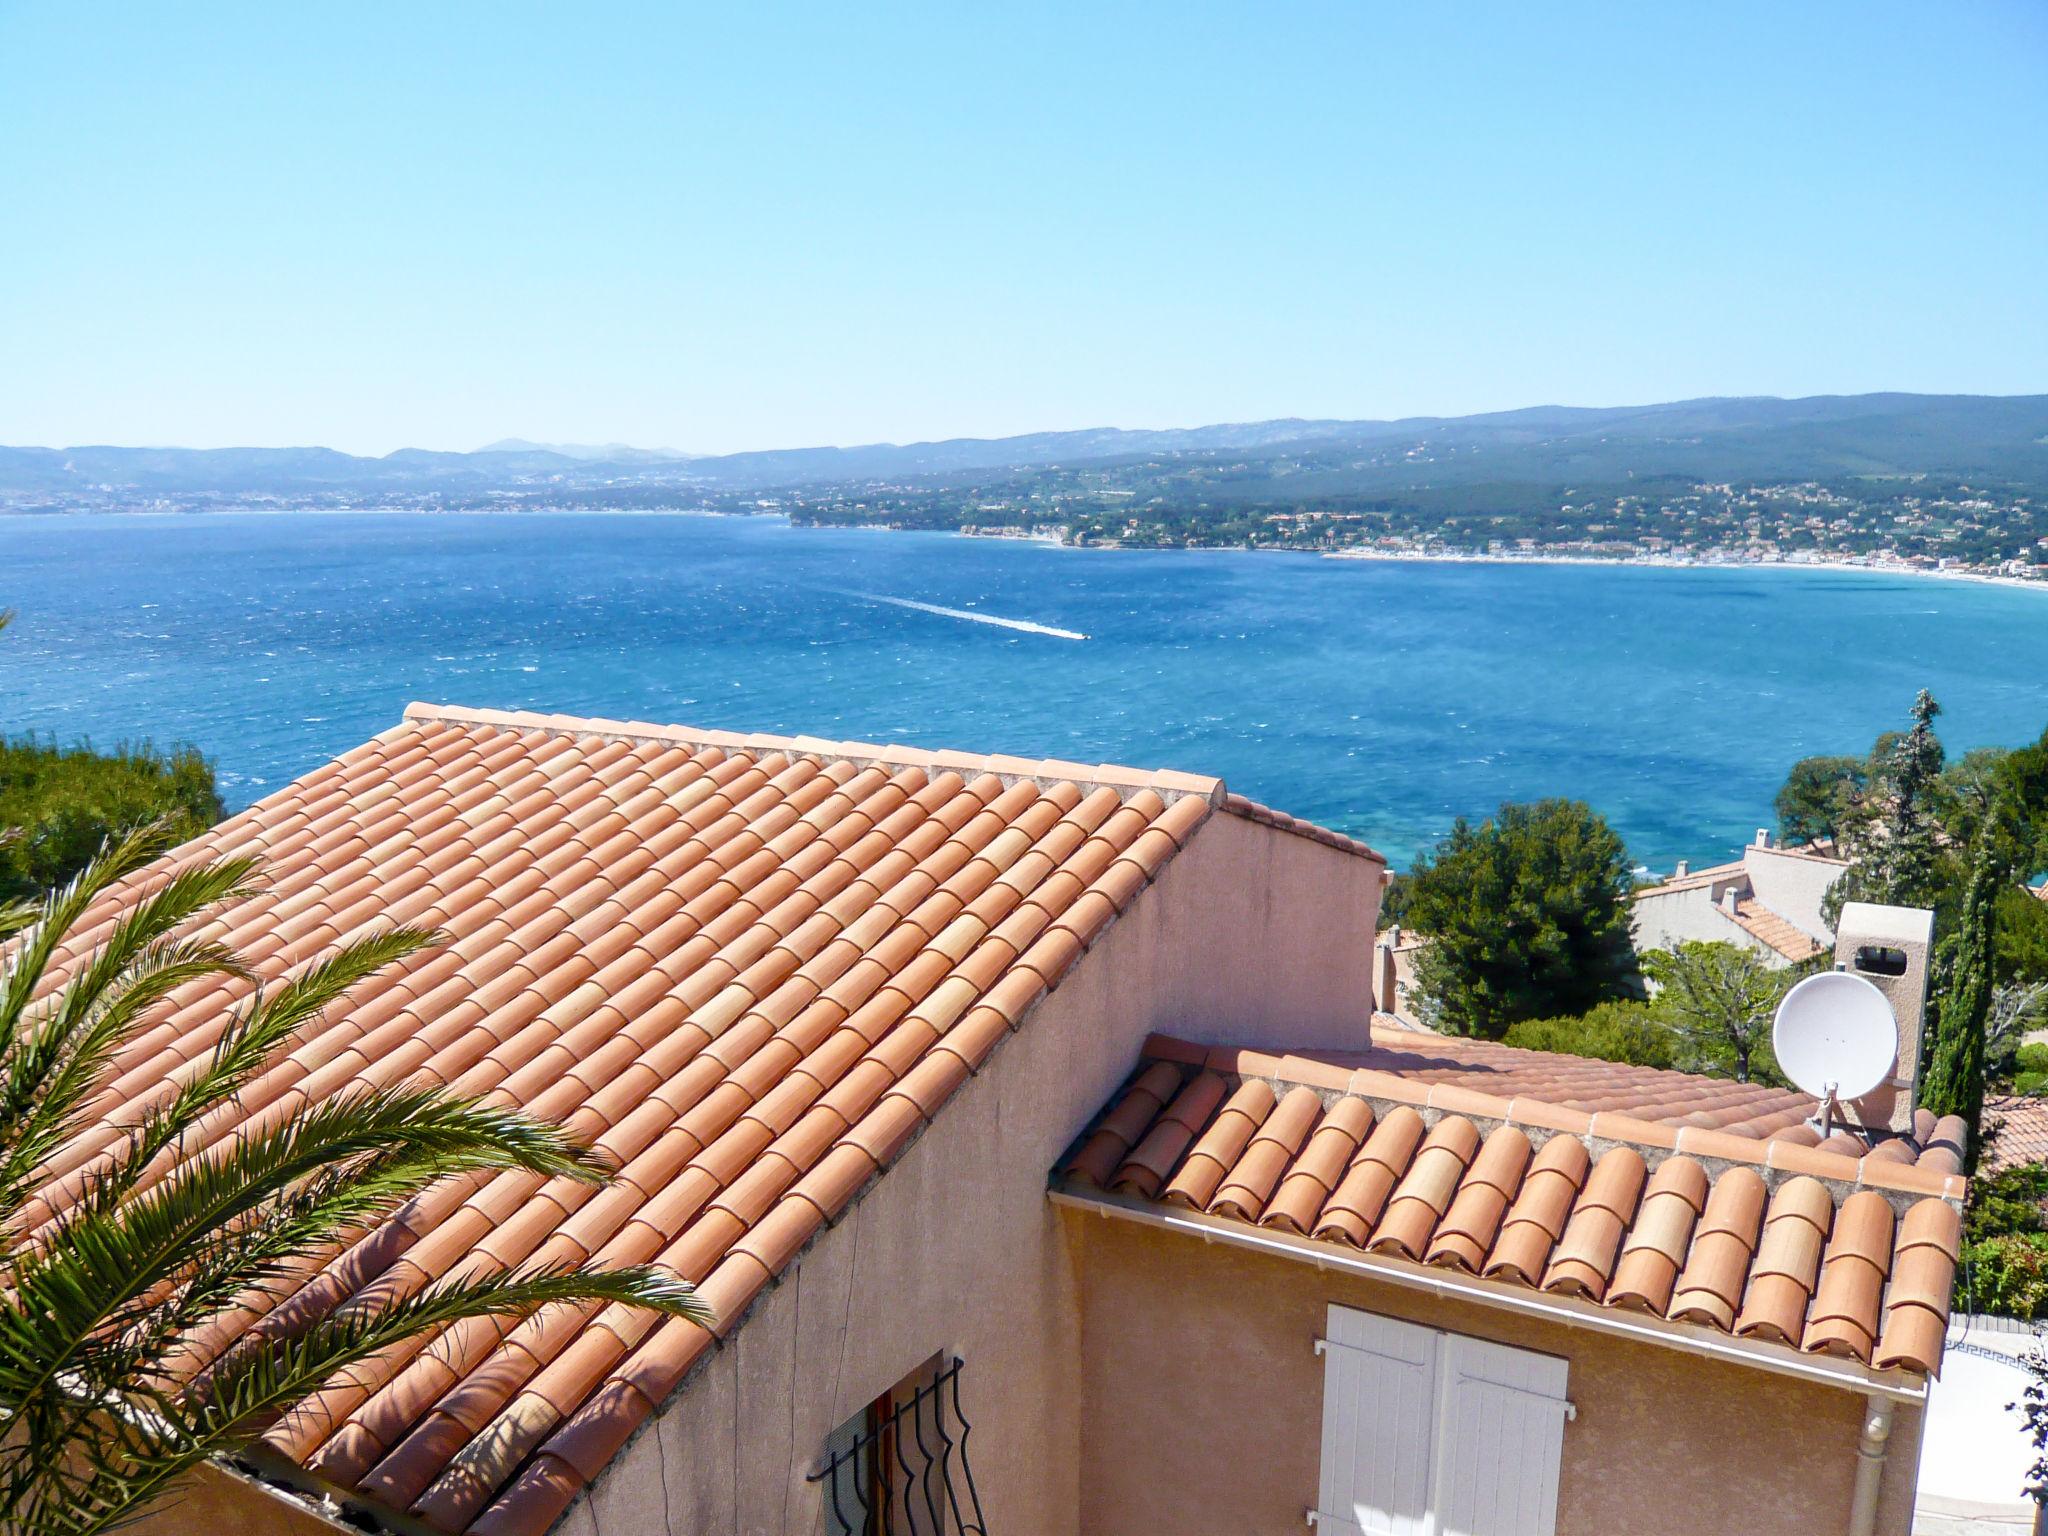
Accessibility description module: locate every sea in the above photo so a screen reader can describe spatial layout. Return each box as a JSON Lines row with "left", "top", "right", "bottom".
{"left": 3, "top": 509, "right": 2046, "bottom": 872}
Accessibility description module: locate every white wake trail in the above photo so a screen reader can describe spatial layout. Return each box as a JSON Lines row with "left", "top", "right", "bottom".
{"left": 840, "top": 591, "right": 1089, "bottom": 641}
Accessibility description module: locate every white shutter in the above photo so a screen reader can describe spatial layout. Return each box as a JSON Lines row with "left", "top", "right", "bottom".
{"left": 1313, "top": 1307, "right": 1439, "bottom": 1536}
{"left": 1431, "top": 1333, "right": 1571, "bottom": 1536}
{"left": 1314, "top": 1308, "right": 1571, "bottom": 1536}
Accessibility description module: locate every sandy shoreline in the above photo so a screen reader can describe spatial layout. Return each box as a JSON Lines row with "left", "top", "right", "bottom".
{"left": 1316, "top": 546, "right": 2048, "bottom": 595}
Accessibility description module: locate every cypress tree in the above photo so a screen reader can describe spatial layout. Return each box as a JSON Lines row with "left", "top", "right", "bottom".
{"left": 1920, "top": 830, "right": 1999, "bottom": 1146}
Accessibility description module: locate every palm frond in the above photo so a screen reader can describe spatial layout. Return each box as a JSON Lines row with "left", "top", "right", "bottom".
{"left": 109, "top": 927, "right": 441, "bottom": 1187}
{"left": 0, "top": 1079, "right": 609, "bottom": 1426}
{"left": 0, "top": 934, "right": 245, "bottom": 1232}
{"left": 0, "top": 822, "right": 183, "bottom": 1032}
{"left": 32, "top": 1265, "right": 706, "bottom": 1536}
{"left": 0, "top": 834, "right": 704, "bottom": 1533}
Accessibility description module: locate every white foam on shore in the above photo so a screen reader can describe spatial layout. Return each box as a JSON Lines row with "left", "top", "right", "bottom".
{"left": 840, "top": 591, "right": 1089, "bottom": 640}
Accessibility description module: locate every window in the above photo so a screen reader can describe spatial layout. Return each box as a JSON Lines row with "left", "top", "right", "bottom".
{"left": 811, "top": 1355, "right": 988, "bottom": 1536}
{"left": 1312, "top": 1305, "right": 1573, "bottom": 1536}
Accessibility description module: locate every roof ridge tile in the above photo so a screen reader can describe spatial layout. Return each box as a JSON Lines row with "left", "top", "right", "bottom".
{"left": 403, "top": 701, "right": 1232, "bottom": 809}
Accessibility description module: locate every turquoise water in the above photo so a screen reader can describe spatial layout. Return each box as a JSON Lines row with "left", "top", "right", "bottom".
{"left": 3, "top": 510, "right": 2046, "bottom": 870}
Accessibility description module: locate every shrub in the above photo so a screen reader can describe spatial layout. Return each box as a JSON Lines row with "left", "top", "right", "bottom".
{"left": 0, "top": 735, "right": 223, "bottom": 901}
{"left": 1503, "top": 1001, "right": 1677, "bottom": 1069}
{"left": 1967, "top": 1163, "right": 2048, "bottom": 1245}
{"left": 1962, "top": 1233, "right": 2048, "bottom": 1320}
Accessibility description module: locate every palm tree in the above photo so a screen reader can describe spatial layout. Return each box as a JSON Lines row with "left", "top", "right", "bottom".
{"left": 0, "top": 824, "right": 711, "bottom": 1534}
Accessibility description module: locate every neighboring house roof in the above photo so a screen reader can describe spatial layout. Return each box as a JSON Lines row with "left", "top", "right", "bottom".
{"left": 1060, "top": 1036, "right": 1966, "bottom": 1380}
{"left": 1728, "top": 897, "right": 1826, "bottom": 964}
{"left": 1636, "top": 844, "right": 1847, "bottom": 899}
{"left": 1634, "top": 859, "right": 1748, "bottom": 896}
{"left": 31, "top": 703, "right": 1374, "bottom": 1536}
{"left": 1982, "top": 1094, "right": 2048, "bottom": 1175}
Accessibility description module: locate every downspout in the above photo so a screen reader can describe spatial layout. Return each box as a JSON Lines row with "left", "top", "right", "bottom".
{"left": 1848, "top": 1393, "right": 1894, "bottom": 1536}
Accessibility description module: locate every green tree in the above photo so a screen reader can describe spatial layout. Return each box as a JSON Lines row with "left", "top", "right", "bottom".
{"left": 0, "top": 826, "right": 709, "bottom": 1532}
{"left": 1922, "top": 832, "right": 2000, "bottom": 1142}
{"left": 1827, "top": 690, "right": 1950, "bottom": 924}
{"left": 1774, "top": 754, "right": 1867, "bottom": 846}
{"left": 1640, "top": 941, "right": 1791, "bottom": 1084}
{"left": 1405, "top": 799, "right": 1637, "bottom": 1038}
{"left": 1997, "top": 884, "right": 2048, "bottom": 986}
{"left": 1936, "top": 746, "right": 2015, "bottom": 849}
{"left": 1993, "top": 724, "right": 2048, "bottom": 879}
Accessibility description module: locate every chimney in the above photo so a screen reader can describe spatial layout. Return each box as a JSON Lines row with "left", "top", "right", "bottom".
{"left": 1832, "top": 902, "right": 1936, "bottom": 1133}
{"left": 1755, "top": 828, "right": 1774, "bottom": 849}
{"left": 1375, "top": 941, "right": 1398, "bottom": 1018}
{"left": 1674, "top": 858, "right": 1690, "bottom": 879}
{"left": 1722, "top": 887, "right": 1740, "bottom": 916}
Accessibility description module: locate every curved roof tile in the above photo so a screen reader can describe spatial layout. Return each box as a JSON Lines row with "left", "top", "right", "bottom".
{"left": 1060, "top": 1042, "right": 1964, "bottom": 1378}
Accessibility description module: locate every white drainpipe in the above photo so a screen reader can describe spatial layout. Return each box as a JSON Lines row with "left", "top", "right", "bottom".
{"left": 1848, "top": 1393, "right": 1893, "bottom": 1536}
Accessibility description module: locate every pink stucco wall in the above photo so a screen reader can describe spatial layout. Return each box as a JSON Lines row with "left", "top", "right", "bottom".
{"left": 1069, "top": 1213, "right": 1924, "bottom": 1536}
{"left": 555, "top": 807, "right": 1388, "bottom": 1535}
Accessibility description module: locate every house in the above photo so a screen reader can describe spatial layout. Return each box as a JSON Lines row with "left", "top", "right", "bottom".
{"left": 1630, "top": 829, "right": 1850, "bottom": 967}
{"left": 41, "top": 704, "right": 1963, "bottom": 1536}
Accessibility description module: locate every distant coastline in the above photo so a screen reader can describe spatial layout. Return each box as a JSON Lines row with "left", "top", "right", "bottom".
{"left": 11, "top": 498, "right": 2048, "bottom": 597}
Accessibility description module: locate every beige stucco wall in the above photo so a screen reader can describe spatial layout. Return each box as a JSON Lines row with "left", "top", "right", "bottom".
{"left": 1743, "top": 845, "right": 1847, "bottom": 943}
{"left": 1631, "top": 882, "right": 1782, "bottom": 966}
{"left": 560, "top": 809, "right": 1386, "bottom": 1536}
{"left": 1070, "top": 1214, "right": 1924, "bottom": 1536}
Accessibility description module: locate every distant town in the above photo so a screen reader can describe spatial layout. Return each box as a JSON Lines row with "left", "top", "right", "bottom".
{"left": 740, "top": 473, "right": 2048, "bottom": 583}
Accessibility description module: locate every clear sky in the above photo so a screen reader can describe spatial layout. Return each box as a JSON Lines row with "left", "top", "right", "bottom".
{"left": 2, "top": 1, "right": 2044, "bottom": 456}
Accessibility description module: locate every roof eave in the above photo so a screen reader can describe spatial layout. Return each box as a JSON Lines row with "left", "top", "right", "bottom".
{"left": 1051, "top": 1182, "right": 1932, "bottom": 1404}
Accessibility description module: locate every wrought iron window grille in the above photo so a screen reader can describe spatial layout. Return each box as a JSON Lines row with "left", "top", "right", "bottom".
{"left": 808, "top": 1356, "right": 988, "bottom": 1536}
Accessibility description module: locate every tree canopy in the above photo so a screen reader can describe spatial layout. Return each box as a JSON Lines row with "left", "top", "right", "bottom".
{"left": 1640, "top": 940, "right": 1791, "bottom": 1084}
{"left": 1774, "top": 753, "right": 1867, "bottom": 847}
{"left": 1404, "top": 798, "right": 1638, "bottom": 1038}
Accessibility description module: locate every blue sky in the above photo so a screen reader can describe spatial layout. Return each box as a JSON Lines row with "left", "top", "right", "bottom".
{"left": 2, "top": 2, "right": 2043, "bottom": 455}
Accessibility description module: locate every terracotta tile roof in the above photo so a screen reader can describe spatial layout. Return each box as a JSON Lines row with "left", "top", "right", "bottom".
{"left": 1061, "top": 1037, "right": 1967, "bottom": 1377}
{"left": 28, "top": 703, "right": 1233, "bottom": 1536}
{"left": 1982, "top": 1094, "right": 2048, "bottom": 1175}
{"left": 1219, "top": 793, "right": 1386, "bottom": 864}
{"left": 1333, "top": 1026, "right": 1966, "bottom": 1173}
{"left": 1727, "top": 898, "right": 1826, "bottom": 964}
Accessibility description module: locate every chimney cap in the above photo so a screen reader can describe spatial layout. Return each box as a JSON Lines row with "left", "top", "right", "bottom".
{"left": 1834, "top": 902, "right": 1935, "bottom": 946}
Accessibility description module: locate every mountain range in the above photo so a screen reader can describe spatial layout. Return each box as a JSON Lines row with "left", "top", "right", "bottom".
{"left": 4, "top": 393, "right": 2046, "bottom": 502}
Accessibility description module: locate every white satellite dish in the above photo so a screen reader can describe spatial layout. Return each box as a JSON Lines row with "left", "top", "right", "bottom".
{"left": 1772, "top": 970, "right": 1898, "bottom": 1112}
